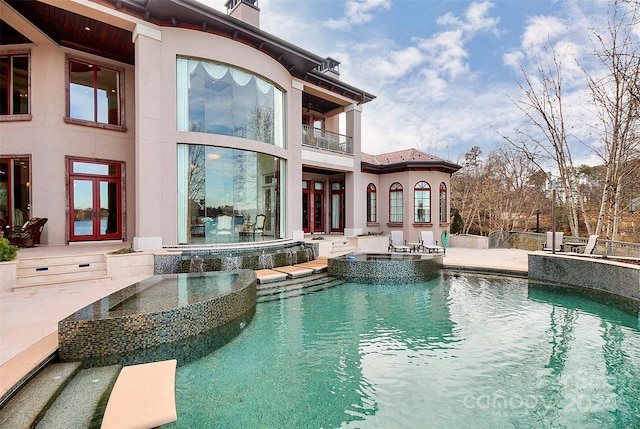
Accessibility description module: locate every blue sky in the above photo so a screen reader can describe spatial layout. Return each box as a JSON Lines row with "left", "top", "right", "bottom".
{"left": 201, "top": 0, "right": 615, "bottom": 165}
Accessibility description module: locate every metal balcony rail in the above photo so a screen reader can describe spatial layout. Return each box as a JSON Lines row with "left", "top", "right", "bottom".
{"left": 302, "top": 124, "right": 353, "bottom": 155}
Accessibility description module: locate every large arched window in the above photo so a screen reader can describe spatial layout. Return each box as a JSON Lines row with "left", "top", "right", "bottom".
{"left": 176, "top": 57, "right": 285, "bottom": 147}
{"left": 389, "top": 182, "right": 403, "bottom": 223}
{"left": 439, "top": 182, "right": 447, "bottom": 223}
{"left": 367, "top": 183, "right": 377, "bottom": 222}
{"left": 414, "top": 181, "right": 431, "bottom": 223}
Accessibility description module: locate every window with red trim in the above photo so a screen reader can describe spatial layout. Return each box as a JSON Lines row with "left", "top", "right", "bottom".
{"left": 414, "top": 181, "right": 431, "bottom": 223}
{"left": 389, "top": 182, "right": 403, "bottom": 223}
{"left": 367, "top": 183, "right": 377, "bottom": 222}
{"left": 68, "top": 58, "right": 123, "bottom": 127}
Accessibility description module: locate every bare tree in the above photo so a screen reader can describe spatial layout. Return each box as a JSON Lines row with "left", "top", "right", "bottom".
{"left": 504, "top": 45, "right": 585, "bottom": 237}
{"left": 584, "top": 0, "right": 640, "bottom": 240}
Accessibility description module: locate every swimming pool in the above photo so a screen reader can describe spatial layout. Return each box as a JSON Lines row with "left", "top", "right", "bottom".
{"left": 163, "top": 272, "right": 640, "bottom": 428}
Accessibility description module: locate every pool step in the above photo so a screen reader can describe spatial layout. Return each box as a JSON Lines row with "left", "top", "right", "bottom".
{"left": 36, "top": 365, "right": 122, "bottom": 429}
{"left": 257, "top": 274, "right": 344, "bottom": 303}
{"left": 14, "top": 254, "right": 109, "bottom": 290}
{"left": 0, "top": 362, "right": 82, "bottom": 428}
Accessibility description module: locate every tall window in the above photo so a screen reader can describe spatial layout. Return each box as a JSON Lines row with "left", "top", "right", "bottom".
{"left": 389, "top": 182, "right": 403, "bottom": 223}
{"left": 177, "top": 57, "right": 285, "bottom": 147}
{"left": 177, "top": 144, "right": 284, "bottom": 244}
{"left": 366, "top": 183, "right": 376, "bottom": 222}
{"left": 67, "top": 58, "right": 123, "bottom": 127}
{"left": 414, "top": 181, "right": 431, "bottom": 223}
{"left": 439, "top": 182, "right": 448, "bottom": 223}
{"left": 1, "top": 52, "right": 29, "bottom": 116}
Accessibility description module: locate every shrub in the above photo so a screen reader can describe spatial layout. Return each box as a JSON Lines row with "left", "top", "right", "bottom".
{"left": 451, "top": 210, "right": 464, "bottom": 234}
{"left": 0, "top": 237, "right": 19, "bottom": 261}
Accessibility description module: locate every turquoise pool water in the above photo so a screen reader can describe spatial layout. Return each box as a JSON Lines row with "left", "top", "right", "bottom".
{"left": 164, "top": 273, "right": 640, "bottom": 428}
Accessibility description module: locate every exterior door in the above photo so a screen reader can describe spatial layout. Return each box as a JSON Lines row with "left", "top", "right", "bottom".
{"left": 0, "top": 157, "right": 30, "bottom": 228}
{"left": 330, "top": 181, "right": 344, "bottom": 232}
{"left": 313, "top": 181, "right": 324, "bottom": 232}
{"left": 302, "top": 180, "right": 310, "bottom": 233}
{"left": 69, "top": 160, "right": 122, "bottom": 241}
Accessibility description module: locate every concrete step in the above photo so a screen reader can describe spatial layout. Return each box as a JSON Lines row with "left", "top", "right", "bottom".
{"left": 0, "top": 362, "right": 82, "bottom": 429}
{"left": 36, "top": 365, "right": 122, "bottom": 429}
{"left": 15, "top": 254, "right": 109, "bottom": 290}
{"left": 257, "top": 274, "right": 344, "bottom": 303}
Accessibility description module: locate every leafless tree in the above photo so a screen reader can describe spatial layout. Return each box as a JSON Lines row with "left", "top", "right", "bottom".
{"left": 584, "top": 0, "right": 640, "bottom": 240}
{"left": 504, "top": 45, "right": 586, "bottom": 237}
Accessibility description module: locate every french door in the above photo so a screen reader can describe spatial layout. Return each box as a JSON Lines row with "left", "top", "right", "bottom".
{"left": 330, "top": 181, "right": 344, "bottom": 232}
{"left": 69, "top": 159, "right": 122, "bottom": 241}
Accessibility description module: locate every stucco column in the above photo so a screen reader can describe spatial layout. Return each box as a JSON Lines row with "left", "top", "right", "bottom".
{"left": 289, "top": 80, "right": 304, "bottom": 240}
{"left": 344, "top": 104, "right": 364, "bottom": 236}
{"left": 132, "top": 25, "right": 163, "bottom": 250}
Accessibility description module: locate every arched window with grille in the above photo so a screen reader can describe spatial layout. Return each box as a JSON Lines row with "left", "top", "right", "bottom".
{"left": 367, "top": 183, "right": 377, "bottom": 223}
{"left": 414, "top": 181, "right": 431, "bottom": 223}
{"left": 439, "top": 182, "right": 447, "bottom": 223}
{"left": 389, "top": 182, "right": 403, "bottom": 223}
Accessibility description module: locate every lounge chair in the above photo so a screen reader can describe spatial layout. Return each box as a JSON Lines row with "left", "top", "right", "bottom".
{"left": 419, "top": 231, "right": 445, "bottom": 256}
{"left": 542, "top": 231, "right": 563, "bottom": 252}
{"left": 389, "top": 231, "right": 411, "bottom": 252}
{"left": 583, "top": 234, "right": 599, "bottom": 255}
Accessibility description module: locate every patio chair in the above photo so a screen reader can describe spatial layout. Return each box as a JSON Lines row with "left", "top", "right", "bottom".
{"left": 6, "top": 217, "right": 48, "bottom": 247}
{"left": 389, "top": 231, "right": 411, "bottom": 252}
{"left": 583, "top": 234, "right": 599, "bottom": 255}
{"left": 419, "top": 231, "right": 445, "bottom": 256}
{"left": 542, "top": 231, "right": 563, "bottom": 252}
{"left": 215, "top": 215, "right": 233, "bottom": 241}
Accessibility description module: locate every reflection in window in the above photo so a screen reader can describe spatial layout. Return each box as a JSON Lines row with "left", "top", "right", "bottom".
{"left": 0, "top": 53, "right": 29, "bottom": 115}
{"left": 414, "top": 181, "right": 431, "bottom": 223}
{"left": 389, "top": 182, "right": 403, "bottom": 223}
{"left": 68, "top": 59, "right": 121, "bottom": 125}
{"left": 367, "top": 183, "right": 376, "bottom": 222}
{"left": 177, "top": 144, "right": 284, "bottom": 244}
{"left": 176, "top": 57, "right": 284, "bottom": 147}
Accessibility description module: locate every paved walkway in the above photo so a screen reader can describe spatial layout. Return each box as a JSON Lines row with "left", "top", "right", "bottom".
{"left": 0, "top": 245, "right": 530, "bottom": 399}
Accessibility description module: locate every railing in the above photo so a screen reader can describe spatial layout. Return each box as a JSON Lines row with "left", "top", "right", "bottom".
{"left": 302, "top": 125, "right": 353, "bottom": 155}
{"left": 488, "top": 231, "right": 640, "bottom": 258}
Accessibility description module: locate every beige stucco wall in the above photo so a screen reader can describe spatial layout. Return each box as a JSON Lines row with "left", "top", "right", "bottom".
{"left": 132, "top": 26, "right": 299, "bottom": 247}
{"left": 361, "top": 170, "right": 452, "bottom": 243}
{"left": 0, "top": 28, "right": 136, "bottom": 245}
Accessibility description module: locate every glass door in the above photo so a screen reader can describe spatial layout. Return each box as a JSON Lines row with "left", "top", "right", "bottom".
{"left": 0, "top": 157, "right": 30, "bottom": 228}
{"left": 313, "top": 181, "right": 324, "bottom": 232}
{"left": 69, "top": 160, "right": 122, "bottom": 241}
{"left": 330, "top": 181, "right": 344, "bottom": 232}
{"left": 302, "top": 180, "right": 310, "bottom": 233}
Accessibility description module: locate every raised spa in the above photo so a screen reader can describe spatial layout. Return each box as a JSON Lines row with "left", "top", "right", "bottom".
{"left": 327, "top": 252, "right": 442, "bottom": 283}
{"left": 58, "top": 271, "right": 256, "bottom": 367}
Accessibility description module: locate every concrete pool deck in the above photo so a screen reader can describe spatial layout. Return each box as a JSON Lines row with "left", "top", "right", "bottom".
{"left": 0, "top": 245, "right": 530, "bottom": 400}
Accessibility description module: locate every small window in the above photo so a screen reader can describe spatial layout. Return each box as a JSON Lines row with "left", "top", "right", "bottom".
{"left": 389, "top": 182, "right": 403, "bottom": 223}
{"left": 414, "top": 181, "right": 431, "bottom": 223}
{"left": 367, "top": 183, "right": 377, "bottom": 223}
{"left": 66, "top": 58, "right": 124, "bottom": 130}
{"left": 0, "top": 52, "right": 30, "bottom": 118}
{"left": 439, "top": 182, "right": 448, "bottom": 223}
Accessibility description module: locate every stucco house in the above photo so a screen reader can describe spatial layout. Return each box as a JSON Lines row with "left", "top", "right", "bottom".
{"left": 0, "top": 0, "right": 461, "bottom": 250}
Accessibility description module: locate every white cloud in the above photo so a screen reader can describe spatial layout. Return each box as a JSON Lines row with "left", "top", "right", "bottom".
{"left": 323, "top": 0, "right": 391, "bottom": 30}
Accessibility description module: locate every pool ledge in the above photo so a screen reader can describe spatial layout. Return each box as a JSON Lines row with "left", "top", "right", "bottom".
{"left": 529, "top": 252, "right": 640, "bottom": 314}
{"left": 58, "top": 270, "right": 256, "bottom": 367}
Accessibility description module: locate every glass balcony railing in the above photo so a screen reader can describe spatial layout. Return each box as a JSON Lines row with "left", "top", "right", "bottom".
{"left": 302, "top": 124, "right": 353, "bottom": 155}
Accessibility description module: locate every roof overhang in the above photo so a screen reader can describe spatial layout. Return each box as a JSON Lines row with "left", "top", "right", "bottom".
{"left": 361, "top": 160, "right": 462, "bottom": 175}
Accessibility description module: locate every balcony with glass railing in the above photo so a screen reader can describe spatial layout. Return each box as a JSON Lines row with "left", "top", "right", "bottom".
{"left": 302, "top": 124, "right": 353, "bottom": 155}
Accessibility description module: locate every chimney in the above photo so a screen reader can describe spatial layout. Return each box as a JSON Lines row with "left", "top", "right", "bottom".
{"left": 316, "top": 57, "right": 340, "bottom": 79}
{"left": 225, "top": 0, "right": 260, "bottom": 28}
